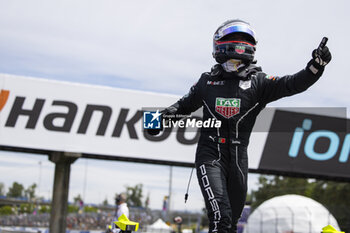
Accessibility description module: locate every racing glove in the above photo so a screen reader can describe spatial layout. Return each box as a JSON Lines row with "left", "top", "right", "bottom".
{"left": 307, "top": 37, "right": 332, "bottom": 75}
{"left": 312, "top": 46, "right": 332, "bottom": 66}
{"left": 146, "top": 128, "right": 162, "bottom": 136}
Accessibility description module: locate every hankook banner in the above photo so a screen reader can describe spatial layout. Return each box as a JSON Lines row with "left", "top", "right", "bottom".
{"left": 0, "top": 74, "right": 349, "bottom": 180}
{"left": 0, "top": 74, "right": 198, "bottom": 164}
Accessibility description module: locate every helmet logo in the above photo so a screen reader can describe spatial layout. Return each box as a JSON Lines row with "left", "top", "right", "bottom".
{"left": 235, "top": 45, "right": 245, "bottom": 54}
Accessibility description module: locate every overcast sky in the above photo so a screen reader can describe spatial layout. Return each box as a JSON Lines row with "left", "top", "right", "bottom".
{"left": 0, "top": 0, "right": 349, "bottom": 212}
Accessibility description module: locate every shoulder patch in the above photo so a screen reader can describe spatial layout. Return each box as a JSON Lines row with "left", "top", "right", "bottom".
{"left": 265, "top": 75, "right": 278, "bottom": 81}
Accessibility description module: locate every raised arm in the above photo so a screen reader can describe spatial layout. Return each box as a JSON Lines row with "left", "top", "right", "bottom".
{"left": 258, "top": 37, "right": 332, "bottom": 104}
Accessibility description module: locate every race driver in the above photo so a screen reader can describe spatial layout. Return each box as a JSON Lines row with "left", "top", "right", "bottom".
{"left": 148, "top": 19, "right": 332, "bottom": 233}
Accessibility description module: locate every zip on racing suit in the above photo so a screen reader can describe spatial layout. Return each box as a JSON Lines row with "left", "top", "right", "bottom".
{"left": 162, "top": 57, "right": 328, "bottom": 233}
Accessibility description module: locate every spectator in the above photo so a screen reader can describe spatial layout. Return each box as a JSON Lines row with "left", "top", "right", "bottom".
{"left": 115, "top": 193, "right": 129, "bottom": 220}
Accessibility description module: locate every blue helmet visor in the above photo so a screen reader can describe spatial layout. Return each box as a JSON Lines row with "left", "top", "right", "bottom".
{"left": 215, "top": 22, "right": 257, "bottom": 44}
{"left": 222, "top": 25, "right": 255, "bottom": 40}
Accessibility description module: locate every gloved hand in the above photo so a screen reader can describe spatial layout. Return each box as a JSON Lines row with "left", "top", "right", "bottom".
{"left": 307, "top": 37, "right": 332, "bottom": 75}
{"left": 146, "top": 128, "right": 162, "bottom": 135}
{"left": 312, "top": 45, "right": 332, "bottom": 67}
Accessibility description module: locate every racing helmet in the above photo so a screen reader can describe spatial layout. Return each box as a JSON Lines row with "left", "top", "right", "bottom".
{"left": 213, "top": 19, "right": 257, "bottom": 64}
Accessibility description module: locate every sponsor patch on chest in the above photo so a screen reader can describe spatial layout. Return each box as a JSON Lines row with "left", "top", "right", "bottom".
{"left": 215, "top": 97, "right": 241, "bottom": 118}
{"left": 207, "top": 80, "right": 225, "bottom": 85}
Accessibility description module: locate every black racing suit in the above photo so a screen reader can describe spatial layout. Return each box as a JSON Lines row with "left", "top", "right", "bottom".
{"left": 167, "top": 60, "right": 324, "bottom": 233}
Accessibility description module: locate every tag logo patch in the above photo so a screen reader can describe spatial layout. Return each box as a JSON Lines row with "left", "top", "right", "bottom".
{"left": 215, "top": 98, "right": 241, "bottom": 118}
{"left": 239, "top": 80, "right": 251, "bottom": 90}
{"left": 235, "top": 45, "right": 245, "bottom": 54}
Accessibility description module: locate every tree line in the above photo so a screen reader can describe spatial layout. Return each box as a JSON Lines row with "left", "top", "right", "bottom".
{"left": 0, "top": 181, "right": 147, "bottom": 206}
{"left": 0, "top": 182, "right": 148, "bottom": 216}
{"left": 0, "top": 182, "right": 37, "bottom": 200}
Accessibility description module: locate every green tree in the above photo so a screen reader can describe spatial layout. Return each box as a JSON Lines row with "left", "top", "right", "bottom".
{"left": 68, "top": 205, "right": 79, "bottom": 213}
{"left": 19, "top": 203, "right": 34, "bottom": 214}
{"left": 73, "top": 194, "right": 83, "bottom": 205}
{"left": 102, "top": 198, "right": 109, "bottom": 206}
{"left": 7, "top": 182, "right": 24, "bottom": 198}
{"left": 0, "top": 182, "right": 5, "bottom": 196}
{"left": 0, "top": 206, "right": 14, "bottom": 215}
{"left": 84, "top": 206, "right": 97, "bottom": 213}
{"left": 125, "top": 183, "right": 143, "bottom": 207}
{"left": 39, "top": 205, "right": 51, "bottom": 214}
{"left": 251, "top": 175, "right": 310, "bottom": 208}
{"left": 24, "top": 183, "right": 37, "bottom": 199}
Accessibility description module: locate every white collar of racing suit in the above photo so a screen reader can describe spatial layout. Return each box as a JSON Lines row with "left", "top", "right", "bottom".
{"left": 221, "top": 59, "right": 245, "bottom": 72}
